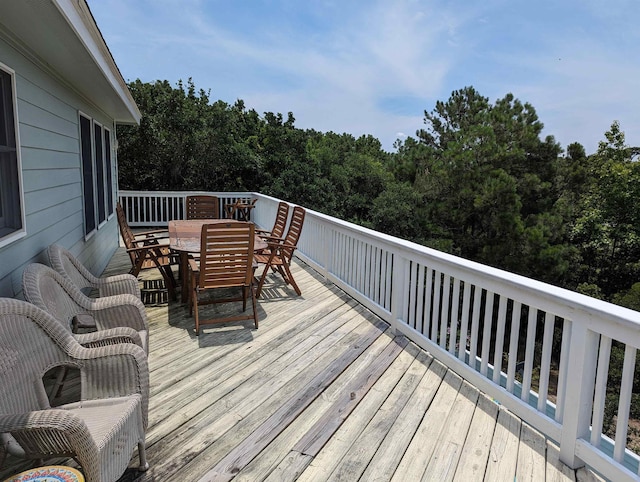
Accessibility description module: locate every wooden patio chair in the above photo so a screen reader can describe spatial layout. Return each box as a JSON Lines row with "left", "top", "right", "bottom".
{"left": 47, "top": 243, "right": 141, "bottom": 299}
{"left": 185, "top": 195, "right": 220, "bottom": 220}
{"left": 224, "top": 198, "right": 257, "bottom": 221}
{"left": 116, "top": 202, "right": 177, "bottom": 300}
{"left": 255, "top": 206, "right": 305, "bottom": 297}
{"left": 0, "top": 298, "right": 149, "bottom": 482}
{"left": 256, "top": 201, "right": 289, "bottom": 241}
{"left": 188, "top": 222, "right": 258, "bottom": 335}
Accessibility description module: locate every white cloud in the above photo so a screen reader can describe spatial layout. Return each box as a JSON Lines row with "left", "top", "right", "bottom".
{"left": 90, "top": 0, "right": 640, "bottom": 153}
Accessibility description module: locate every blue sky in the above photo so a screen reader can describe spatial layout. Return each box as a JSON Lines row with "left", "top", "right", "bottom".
{"left": 90, "top": 0, "right": 639, "bottom": 154}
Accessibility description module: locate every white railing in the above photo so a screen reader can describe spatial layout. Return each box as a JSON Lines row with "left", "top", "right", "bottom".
{"left": 118, "top": 191, "right": 257, "bottom": 226}
{"left": 119, "top": 190, "right": 640, "bottom": 481}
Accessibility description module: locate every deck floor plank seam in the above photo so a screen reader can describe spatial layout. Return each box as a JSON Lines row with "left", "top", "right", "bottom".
{"left": 144, "top": 308, "right": 376, "bottom": 459}
{"left": 323, "top": 349, "right": 438, "bottom": 482}
{"left": 296, "top": 345, "right": 423, "bottom": 482}
{"left": 359, "top": 353, "right": 445, "bottom": 482}
{"left": 195, "top": 318, "right": 391, "bottom": 481}
{"left": 233, "top": 333, "right": 418, "bottom": 482}
{"left": 146, "top": 300, "right": 369, "bottom": 440}
{"left": 141, "top": 313, "right": 389, "bottom": 480}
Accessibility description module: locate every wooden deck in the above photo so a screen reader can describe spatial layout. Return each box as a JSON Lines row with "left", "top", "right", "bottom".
{"left": 1, "top": 248, "right": 605, "bottom": 482}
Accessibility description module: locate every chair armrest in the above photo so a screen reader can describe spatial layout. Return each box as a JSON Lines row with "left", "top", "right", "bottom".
{"left": 74, "top": 327, "right": 144, "bottom": 351}
{"left": 261, "top": 234, "right": 286, "bottom": 242}
{"left": 0, "top": 409, "right": 88, "bottom": 433}
{"left": 134, "top": 228, "right": 169, "bottom": 239}
{"left": 71, "top": 343, "right": 148, "bottom": 426}
{"left": 265, "top": 240, "right": 297, "bottom": 251}
{"left": 188, "top": 257, "right": 199, "bottom": 273}
{"left": 129, "top": 236, "right": 170, "bottom": 249}
{"left": 98, "top": 274, "right": 141, "bottom": 299}
{"left": 0, "top": 410, "right": 91, "bottom": 457}
{"left": 86, "top": 294, "right": 148, "bottom": 332}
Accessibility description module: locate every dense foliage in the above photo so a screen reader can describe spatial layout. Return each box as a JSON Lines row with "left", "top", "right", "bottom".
{"left": 118, "top": 79, "right": 640, "bottom": 310}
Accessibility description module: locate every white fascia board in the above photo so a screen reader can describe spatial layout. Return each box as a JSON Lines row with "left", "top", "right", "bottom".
{"left": 52, "top": 0, "right": 141, "bottom": 124}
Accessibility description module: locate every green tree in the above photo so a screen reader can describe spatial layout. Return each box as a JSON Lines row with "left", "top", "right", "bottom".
{"left": 571, "top": 122, "right": 640, "bottom": 296}
{"left": 411, "top": 86, "right": 567, "bottom": 282}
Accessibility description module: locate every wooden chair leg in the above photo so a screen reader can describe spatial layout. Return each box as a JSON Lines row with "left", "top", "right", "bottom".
{"left": 242, "top": 286, "right": 247, "bottom": 311}
{"left": 193, "top": 290, "right": 200, "bottom": 336}
{"left": 282, "top": 263, "right": 301, "bottom": 295}
{"left": 251, "top": 285, "right": 258, "bottom": 329}
{"left": 276, "top": 265, "right": 288, "bottom": 283}
{"left": 159, "top": 264, "right": 177, "bottom": 301}
{"left": 256, "top": 264, "right": 270, "bottom": 298}
{"left": 188, "top": 270, "right": 196, "bottom": 316}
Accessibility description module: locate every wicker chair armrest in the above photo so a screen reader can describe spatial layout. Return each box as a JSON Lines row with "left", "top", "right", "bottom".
{"left": 71, "top": 344, "right": 148, "bottom": 426}
{"left": 0, "top": 409, "right": 88, "bottom": 434}
{"left": 97, "top": 274, "right": 141, "bottom": 299}
{"left": 0, "top": 410, "right": 92, "bottom": 459}
{"left": 74, "top": 327, "right": 144, "bottom": 350}
{"left": 88, "top": 294, "right": 148, "bottom": 332}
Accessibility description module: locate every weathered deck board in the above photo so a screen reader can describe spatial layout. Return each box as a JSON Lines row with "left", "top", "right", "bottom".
{"left": 484, "top": 407, "right": 522, "bottom": 480}
{"left": 0, "top": 248, "right": 602, "bottom": 482}
{"left": 452, "top": 392, "right": 499, "bottom": 481}
{"left": 422, "top": 380, "right": 480, "bottom": 481}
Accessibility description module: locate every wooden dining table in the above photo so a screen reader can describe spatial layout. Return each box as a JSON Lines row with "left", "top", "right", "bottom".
{"left": 169, "top": 219, "right": 267, "bottom": 303}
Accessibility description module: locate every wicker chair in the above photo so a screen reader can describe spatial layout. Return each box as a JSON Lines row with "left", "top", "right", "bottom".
{"left": 47, "top": 244, "right": 141, "bottom": 300}
{"left": 0, "top": 298, "right": 149, "bottom": 482}
{"left": 22, "top": 263, "right": 149, "bottom": 353}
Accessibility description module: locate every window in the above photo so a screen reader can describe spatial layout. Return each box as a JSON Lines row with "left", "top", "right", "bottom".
{"left": 104, "top": 128, "right": 114, "bottom": 217}
{"left": 94, "top": 122, "right": 105, "bottom": 224}
{"left": 80, "top": 114, "right": 95, "bottom": 235}
{"left": 79, "top": 115, "right": 114, "bottom": 237}
{"left": 0, "top": 64, "right": 24, "bottom": 245}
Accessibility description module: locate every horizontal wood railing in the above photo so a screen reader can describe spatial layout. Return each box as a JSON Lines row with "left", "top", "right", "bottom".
{"left": 119, "top": 190, "right": 640, "bottom": 481}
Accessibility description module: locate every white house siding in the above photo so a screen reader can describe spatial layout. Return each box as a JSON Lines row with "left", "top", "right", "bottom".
{"left": 0, "top": 34, "right": 119, "bottom": 298}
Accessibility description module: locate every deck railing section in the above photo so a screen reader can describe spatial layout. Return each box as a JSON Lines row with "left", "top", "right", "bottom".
{"left": 118, "top": 191, "right": 256, "bottom": 226}
{"left": 119, "top": 190, "right": 640, "bottom": 481}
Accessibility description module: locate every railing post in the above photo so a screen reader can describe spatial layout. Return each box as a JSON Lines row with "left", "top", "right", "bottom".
{"left": 390, "top": 254, "right": 408, "bottom": 335}
{"left": 322, "top": 223, "right": 331, "bottom": 281}
{"left": 559, "top": 319, "right": 599, "bottom": 468}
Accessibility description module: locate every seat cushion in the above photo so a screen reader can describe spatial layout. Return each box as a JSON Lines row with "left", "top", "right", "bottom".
{"left": 62, "top": 395, "right": 143, "bottom": 450}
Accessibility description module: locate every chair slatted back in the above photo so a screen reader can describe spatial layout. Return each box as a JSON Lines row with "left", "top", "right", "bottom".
{"left": 282, "top": 206, "right": 305, "bottom": 262}
{"left": 116, "top": 202, "right": 136, "bottom": 250}
{"left": 186, "top": 195, "right": 219, "bottom": 220}
{"left": 116, "top": 202, "right": 172, "bottom": 272}
{"left": 198, "top": 222, "right": 255, "bottom": 290}
{"left": 271, "top": 202, "right": 290, "bottom": 239}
